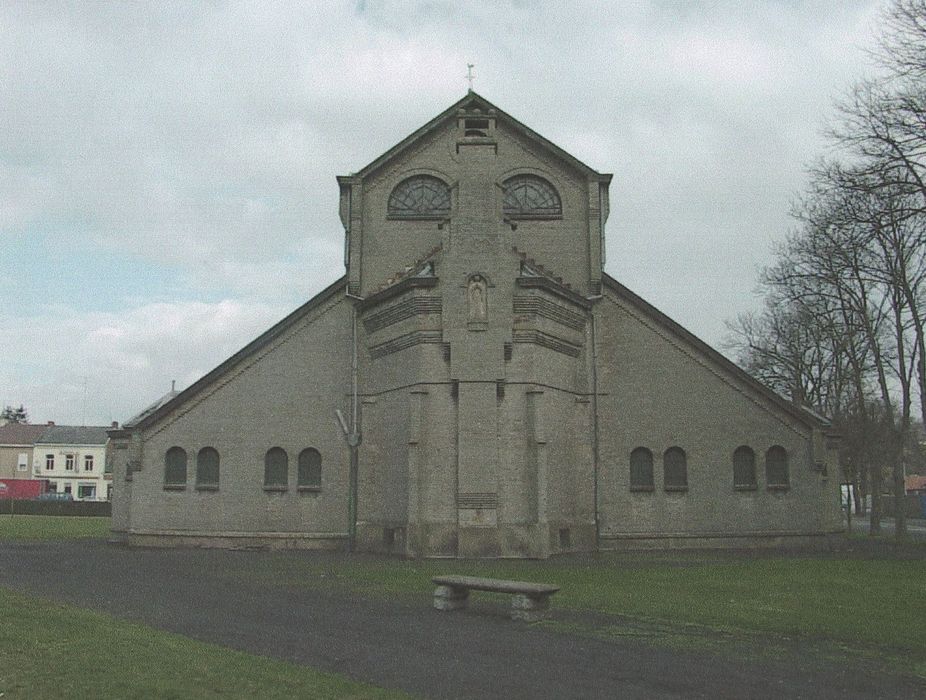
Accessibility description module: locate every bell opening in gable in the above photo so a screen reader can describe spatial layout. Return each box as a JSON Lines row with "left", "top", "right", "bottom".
{"left": 464, "top": 118, "right": 490, "bottom": 137}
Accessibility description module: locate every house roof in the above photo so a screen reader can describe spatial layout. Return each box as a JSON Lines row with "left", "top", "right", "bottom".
{"left": 350, "top": 91, "right": 613, "bottom": 183}
{"left": 123, "top": 386, "right": 180, "bottom": 428}
{"left": 905, "top": 474, "right": 926, "bottom": 493}
{"left": 601, "top": 273, "right": 832, "bottom": 431}
{"left": 35, "top": 425, "right": 109, "bottom": 446}
{"left": 0, "top": 423, "right": 49, "bottom": 446}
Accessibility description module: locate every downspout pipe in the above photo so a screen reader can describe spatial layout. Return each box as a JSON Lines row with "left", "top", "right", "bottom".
{"left": 587, "top": 294, "right": 603, "bottom": 549}
{"left": 344, "top": 286, "right": 364, "bottom": 552}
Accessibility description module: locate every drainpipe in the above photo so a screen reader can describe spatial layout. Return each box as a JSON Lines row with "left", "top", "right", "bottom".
{"left": 342, "top": 288, "right": 364, "bottom": 552}
{"left": 587, "top": 294, "right": 603, "bottom": 549}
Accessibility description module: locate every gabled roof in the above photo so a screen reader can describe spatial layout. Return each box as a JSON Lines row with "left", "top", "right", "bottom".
{"left": 601, "top": 273, "right": 832, "bottom": 431}
{"left": 36, "top": 425, "right": 109, "bottom": 446}
{"left": 121, "top": 275, "right": 348, "bottom": 433}
{"left": 351, "top": 91, "right": 612, "bottom": 183}
{"left": 0, "top": 423, "right": 48, "bottom": 446}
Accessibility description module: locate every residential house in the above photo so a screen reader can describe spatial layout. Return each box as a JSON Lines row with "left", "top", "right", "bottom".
{"left": 34, "top": 424, "right": 113, "bottom": 501}
{"left": 0, "top": 423, "right": 48, "bottom": 480}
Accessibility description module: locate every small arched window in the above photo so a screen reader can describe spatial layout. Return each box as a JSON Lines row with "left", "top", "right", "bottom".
{"left": 164, "top": 447, "right": 187, "bottom": 487}
{"left": 663, "top": 447, "right": 688, "bottom": 491}
{"left": 502, "top": 175, "right": 562, "bottom": 218}
{"left": 629, "top": 447, "right": 654, "bottom": 491}
{"left": 298, "top": 448, "right": 322, "bottom": 489}
{"left": 264, "top": 447, "right": 288, "bottom": 489}
{"left": 766, "top": 446, "right": 789, "bottom": 488}
{"left": 733, "top": 446, "right": 756, "bottom": 490}
{"left": 196, "top": 447, "right": 220, "bottom": 488}
{"left": 387, "top": 175, "right": 451, "bottom": 219}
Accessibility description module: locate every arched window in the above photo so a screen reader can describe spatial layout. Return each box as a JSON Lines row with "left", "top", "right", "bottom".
{"left": 629, "top": 447, "right": 654, "bottom": 491}
{"left": 196, "top": 447, "right": 220, "bottom": 488}
{"left": 298, "top": 448, "right": 322, "bottom": 489}
{"left": 663, "top": 447, "right": 688, "bottom": 491}
{"left": 502, "top": 175, "right": 562, "bottom": 218}
{"left": 733, "top": 446, "right": 756, "bottom": 489}
{"left": 387, "top": 175, "right": 451, "bottom": 219}
{"left": 164, "top": 447, "right": 187, "bottom": 487}
{"left": 264, "top": 447, "right": 288, "bottom": 489}
{"left": 766, "top": 446, "right": 789, "bottom": 488}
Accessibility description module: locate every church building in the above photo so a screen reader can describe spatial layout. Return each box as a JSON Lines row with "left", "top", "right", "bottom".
{"left": 109, "top": 92, "right": 844, "bottom": 558}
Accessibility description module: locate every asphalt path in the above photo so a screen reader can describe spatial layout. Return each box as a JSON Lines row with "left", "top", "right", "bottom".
{"left": 0, "top": 540, "right": 923, "bottom": 699}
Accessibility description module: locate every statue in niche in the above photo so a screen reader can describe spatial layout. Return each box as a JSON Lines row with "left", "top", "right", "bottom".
{"left": 468, "top": 275, "right": 488, "bottom": 322}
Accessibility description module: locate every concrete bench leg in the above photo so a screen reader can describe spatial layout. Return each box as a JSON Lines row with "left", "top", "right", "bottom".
{"left": 510, "top": 593, "right": 551, "bottom": 622}
{"left": 433, "top": 585, "right": 469, "bottom": 611}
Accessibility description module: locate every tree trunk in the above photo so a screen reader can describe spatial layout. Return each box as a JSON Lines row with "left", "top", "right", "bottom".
{"left": 893, "top": 446, "right": 907, "bottom": 539}
{"left": 852, "top": 477, "right": 864, "bottom": 515}
{"left": 869, "top": 464, "right": 883, "bottom": 535}
{"left": 858, "top": 465, "right": 869, "bottom": 515}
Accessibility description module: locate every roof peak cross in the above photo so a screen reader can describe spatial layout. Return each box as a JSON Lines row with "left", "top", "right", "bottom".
{"left": 466, "top": 63, "right": 475, "bottom": 92}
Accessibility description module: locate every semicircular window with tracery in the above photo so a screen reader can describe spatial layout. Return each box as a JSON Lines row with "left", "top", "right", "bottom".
{"left": 502, "top": 175, "right": 562, "bottom": 218}
{"left": 387, "top": 175, "right": 451, "bottom": 219}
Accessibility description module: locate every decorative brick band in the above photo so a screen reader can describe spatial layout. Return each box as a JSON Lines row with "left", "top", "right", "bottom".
{"left": 513, "top": 295, "right": 586, "bottom": 331}
{"left": 512, "top": 329, "right": 581, "bottom": 357}
{"left": 363, "top": 296, "right": 442, "bottom": 333}
{"left": 457, "top": 492, "right": 498, "bottom": 509}
{"left": 369, "top": 330, "right": 443, "bottom": 358}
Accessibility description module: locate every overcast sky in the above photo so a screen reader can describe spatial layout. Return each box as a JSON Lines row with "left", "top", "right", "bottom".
{"left": 1, "top": 0, "right": 887, "bottom": 426}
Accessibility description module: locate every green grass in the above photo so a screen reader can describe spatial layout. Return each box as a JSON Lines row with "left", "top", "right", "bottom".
{"left": 0, "top": 587, "right": 408, "bottom": 699}
{"left": 0, "top": 515, "right": 111, "bottom": 541}
{"left": 245, "top": 552, "right": 926, "bottom": 659}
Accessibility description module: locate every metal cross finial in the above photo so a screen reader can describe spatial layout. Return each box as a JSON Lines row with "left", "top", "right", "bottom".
{"left": 466, "top": 64, "right": 475, "bottom": 92}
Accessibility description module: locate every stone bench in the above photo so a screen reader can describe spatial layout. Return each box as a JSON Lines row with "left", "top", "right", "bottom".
{"left": 432, "top": 575, "right": 560, "bottom": 622}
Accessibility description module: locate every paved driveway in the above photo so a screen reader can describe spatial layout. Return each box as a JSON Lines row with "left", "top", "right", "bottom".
{"left": 0, "top": 540, "right": 923, "bottom": 699}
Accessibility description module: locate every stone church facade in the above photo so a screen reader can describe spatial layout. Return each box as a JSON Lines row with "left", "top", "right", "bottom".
{"left": 109, "top": 92, "right": 844, "bottom": 558}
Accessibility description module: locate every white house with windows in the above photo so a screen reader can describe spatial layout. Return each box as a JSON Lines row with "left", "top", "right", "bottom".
{"left": 33, "top": 424, "right": 112, "bottom": 501}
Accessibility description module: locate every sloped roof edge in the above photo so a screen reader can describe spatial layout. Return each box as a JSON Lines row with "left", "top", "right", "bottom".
{"left": 354, "top": 91, "right": 613, "bottom": 182}
{"left": 601, "top": 273, "right": 832, "bottom": 430}
{"left": 127, "top": 275, "right": 347, "bottom": 432}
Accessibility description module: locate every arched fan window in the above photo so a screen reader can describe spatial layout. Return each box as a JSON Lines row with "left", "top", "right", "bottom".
{"left": 387, "top": 175, "right": 451, "bottom": 219}
{"left": 502, "top": 175, "right": 562, "bottom": 218}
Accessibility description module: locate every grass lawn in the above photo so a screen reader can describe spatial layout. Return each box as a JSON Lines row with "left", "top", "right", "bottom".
{"left": 251, "top": 550, "right": 926, "bottom": 660}
{"left": 0, "top": 515, "right": 111, "bottom": 541}
{"left": 0, "top": 587, "right": 407, "bottom": 699}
